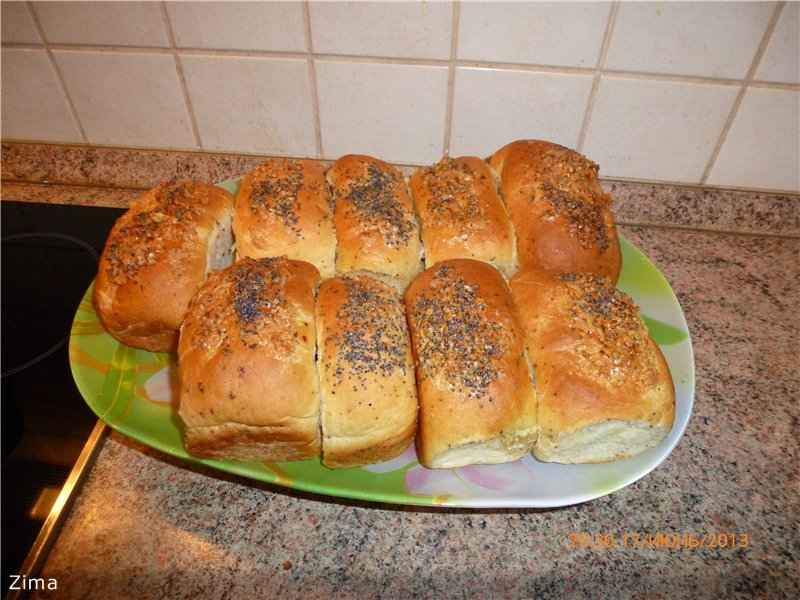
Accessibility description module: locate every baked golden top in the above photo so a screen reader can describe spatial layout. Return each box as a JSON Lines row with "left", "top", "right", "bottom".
{"left": 511, "top": 269, "right": 659, "bottom": 390}
{"left": 557, "top": 272, "right": 655, "bottom": 385}
{"left": 102, "top": 181, "right": 215, "bottom": 285}
{"left": 500, "top": 141, "right": 613, "bottom": 252}
{"left": 189, "top": 257, "right": 309, "bottom": 357}
{"left": 405, "top": 261, "right": 515, "bottom": 399}
{"left": 329, "top": 156, "right": 417, "bottom": 250}
{"left": 245, "top": 159, "right": 323, "bottom": 238}
{"left": 415, "top": 156, "right": 491, "bottom": 225}
{"left": 318, "top": 275, "right": 411, "bottom": 391}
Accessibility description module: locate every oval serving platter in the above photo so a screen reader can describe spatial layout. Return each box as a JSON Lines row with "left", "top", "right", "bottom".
{"left": 69, "top": 180, "right": 695, "bottom": 508}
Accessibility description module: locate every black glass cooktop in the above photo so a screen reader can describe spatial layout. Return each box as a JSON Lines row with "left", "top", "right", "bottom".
{"left": 1, "top": 200, "right": 124, "bottom": 588}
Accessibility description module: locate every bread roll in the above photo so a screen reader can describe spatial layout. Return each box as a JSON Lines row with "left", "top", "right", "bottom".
{"left": 315, "top": 275, "right": 418, "bottom": 468}
{"left": 178, "top": 257, "right": 322, "bottom": 461}
{"left": 404, "top": 259, "right": 537, "bottom": 469}
{"left": 409, "top": 157, "right": 517, "bottom": 278}
{"left": 490, "top": 140, "right": 622, "bottom": 282}
{"left": 509, "top": 269, "right": 675, "bottom": 463}
{"left": 327, "top": 154, "right": 422, "bottom": 291}
{"left": 234, "top": 159, "right": 336, "bottom": 278}
{"left": 94, "top": 180, "right": 234, "bottom": 353}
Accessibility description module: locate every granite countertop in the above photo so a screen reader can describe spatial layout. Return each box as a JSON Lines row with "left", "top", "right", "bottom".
{"left": 2, "top": 143, "right": 798, "bottom": 598}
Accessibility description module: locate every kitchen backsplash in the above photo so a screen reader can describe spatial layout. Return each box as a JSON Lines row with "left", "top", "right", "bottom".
{"left": 1, "top": 1, "right": 798, "bottom": 193}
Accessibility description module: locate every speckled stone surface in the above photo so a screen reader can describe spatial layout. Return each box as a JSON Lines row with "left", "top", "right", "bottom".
{"left": 3, "top": 144, "right": 797, "bottom": 598}
{"left": 609, "top": 182, "right": 800, "bottom": 236}
{"left": 3, "top": 142, "right": 798, "bottom": 236}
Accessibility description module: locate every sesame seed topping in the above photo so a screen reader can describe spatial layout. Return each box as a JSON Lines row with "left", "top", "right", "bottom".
{"left": 336, "top": 163, "right": 415, "bottom": 248}
{"left": 409, "top": 265, "right": 507, "bottom": 397}
{"left": 249, "top": 160, "right": 306, "bottom": 237}
{"left": 104, "top": 181, "right": 209, "bottom": 283}
{"left": 419, "top": 157, "right": 485, "bottom": 223}
{"left": 532, "top": 149, "right": 612, "bottom": 251}
{"left": 323, "top": 277, "right": 409, "bottom": 391}
{"left": 192, "top": 258, "right": 293, "bottom": 355}
{"left": 557, "top": 272, "right": 653, "bottom": 383}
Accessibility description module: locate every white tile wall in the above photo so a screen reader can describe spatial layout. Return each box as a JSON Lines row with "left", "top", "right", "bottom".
{"left": 605, "top": 2, "right": 774, "bottom": 79}
{"left": 1, "top": 0, "right": 798, "bottom": 192}
{"left": 707, "top": 87, "right": 800, "bottom": 192}
{"left": 754, "top": 1, "right": 800, "bottom": 84}
{"left": 0, "top": 49, "right": 80, "bottom": 142}
{"left": 450, "top": 68, "right": 594, "bottom": 157}
{"left": 180, "top": 55, "right": 317, "bottom": 156}
{"left": 583, "top": 77, "right": 739, "bottom": 183}
{"left": 53, "top": 51, "right": 196, "bottom": 148}
{"left": 1, "top": 1, "right": 42, "bottom": 44}
{"left": 309, "top": 1, "right": 452, "bottom": 60}
{"left": 33, "top": 1, "right": 170, "bottom": 47}
{"left": 457, "top": 2, "right": 612, "bottom": 68}
{"left": 166, "top": 1, "right": 307, "bottom": 53}
{"left": 316, "top": 60, "right": 449, "bottom": 164}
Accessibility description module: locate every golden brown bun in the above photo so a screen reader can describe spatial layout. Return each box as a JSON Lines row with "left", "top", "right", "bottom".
{"left": 409, "top": 157, "right": 517, "bottom": 278}
{"left": 490, "top": 140, "right": 622, "bottom": 282}
{"left": 178, "top": 257, "right": 322, "bottom": 461}
{"left": 315, "top": 275, "right": 418, "bottom": 468}
{"left": 404, "top": 259, "right": 537, "bottom": 469}
{"left": 234, "top": 159, "right": 336, "bottom": 278}
{"left": 509, "top": 269, "right": 675, "bottom": 463}
{"left": 327, "top": 154, "right": 423, "bottom": 291}
{"left": 93, "top": 181, "right": 234, "bottom": 353}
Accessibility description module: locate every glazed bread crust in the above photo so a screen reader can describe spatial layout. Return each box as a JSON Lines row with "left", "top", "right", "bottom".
{"left": 93, "top": 180, "right": 234, "bottom": 353}
{"left": 327, "top": 154, "right": 423, "bottom": 291}
{"left": 409, "top": 157, "right": 517, "bottom": 278}
{"left": 404, "top": 259, "right": 537, "bottom": 469}
{"left": 509, "top": 269, "right": 675, "bottom": 463}
{"left": 490, "top": 140, "right": 622, "bottom": 282}
{"left": 315, "top": 275, "right": 418, "bottom": 468}
{"left": 178, "top": 257, "right": 322, "bottom": 461}
{"left": 234, "top": 158, "right": 336, "bottom": 278}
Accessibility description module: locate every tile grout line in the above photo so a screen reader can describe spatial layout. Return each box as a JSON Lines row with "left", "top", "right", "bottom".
{"left": 159, "top": 2, "right": 203, "bottom": 151}
{"left": 4, "top": 41, "right": 798, "bottom": 92}
{"left": 576, "top": 0, "right": 619, "bottom": 153}
{"left": 303, "top": 1, "right": 324, "bottom": 159}
{"left": 25, "top": 1, "right": 89, "bottom": 145}
{"left": 442, "top": 0, "right": 460, "bottom": 157}
{"left": 700, "top": 1, "right": 786, "bottom": 185}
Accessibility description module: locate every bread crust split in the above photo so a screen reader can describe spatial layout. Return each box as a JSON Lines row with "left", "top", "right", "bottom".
{"left": 491, "top": 140, "right": 622, "bottom": 283}
{"left": 93, "top": 180, "right": 235, "bottom": 353}
{"left": 409, "top": 156, "right": 518, "bottom": 278}
{"left": 234, "top": 158, "right": 336, "bottom": 278}
{"left": 178, "top": 257, "right": 322, "bottom": 461}
{"left": 316, "top": 274, "right": 418, "bottom": 468}
{"left": 327, "top": 154, "right": 423, "bottom": 292}
{"left": 509, "top": 269, "right": 675, "bottom": 463}
{"left": 404, "top": 259, "right": 537, "bottom": 469}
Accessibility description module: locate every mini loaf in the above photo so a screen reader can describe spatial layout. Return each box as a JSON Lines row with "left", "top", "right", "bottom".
{"left": 93, "top": 180, "right": 234, "bottom": 353}
{"left": 409, "top": 157, "right": 517, "bottom": 278}
{"left": 178, "top": 257, "right": 322, "bottom": 461}
{"left": 327, "top": 154, "right": 423, "bottom": 291}
{"left": 490, "top": 140, "right": 622, "bottom": 282}
{"left": 234, "top": 158, "right": 336, "bottom": 278}
{"left": 509, "top": 269, "right": 675, "bottom": 464}
{"left": 315, "top": 275, "right": 418, "bottom": 468}
{"left": 404, "top": 259, "right": 537, "bottom": 469}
